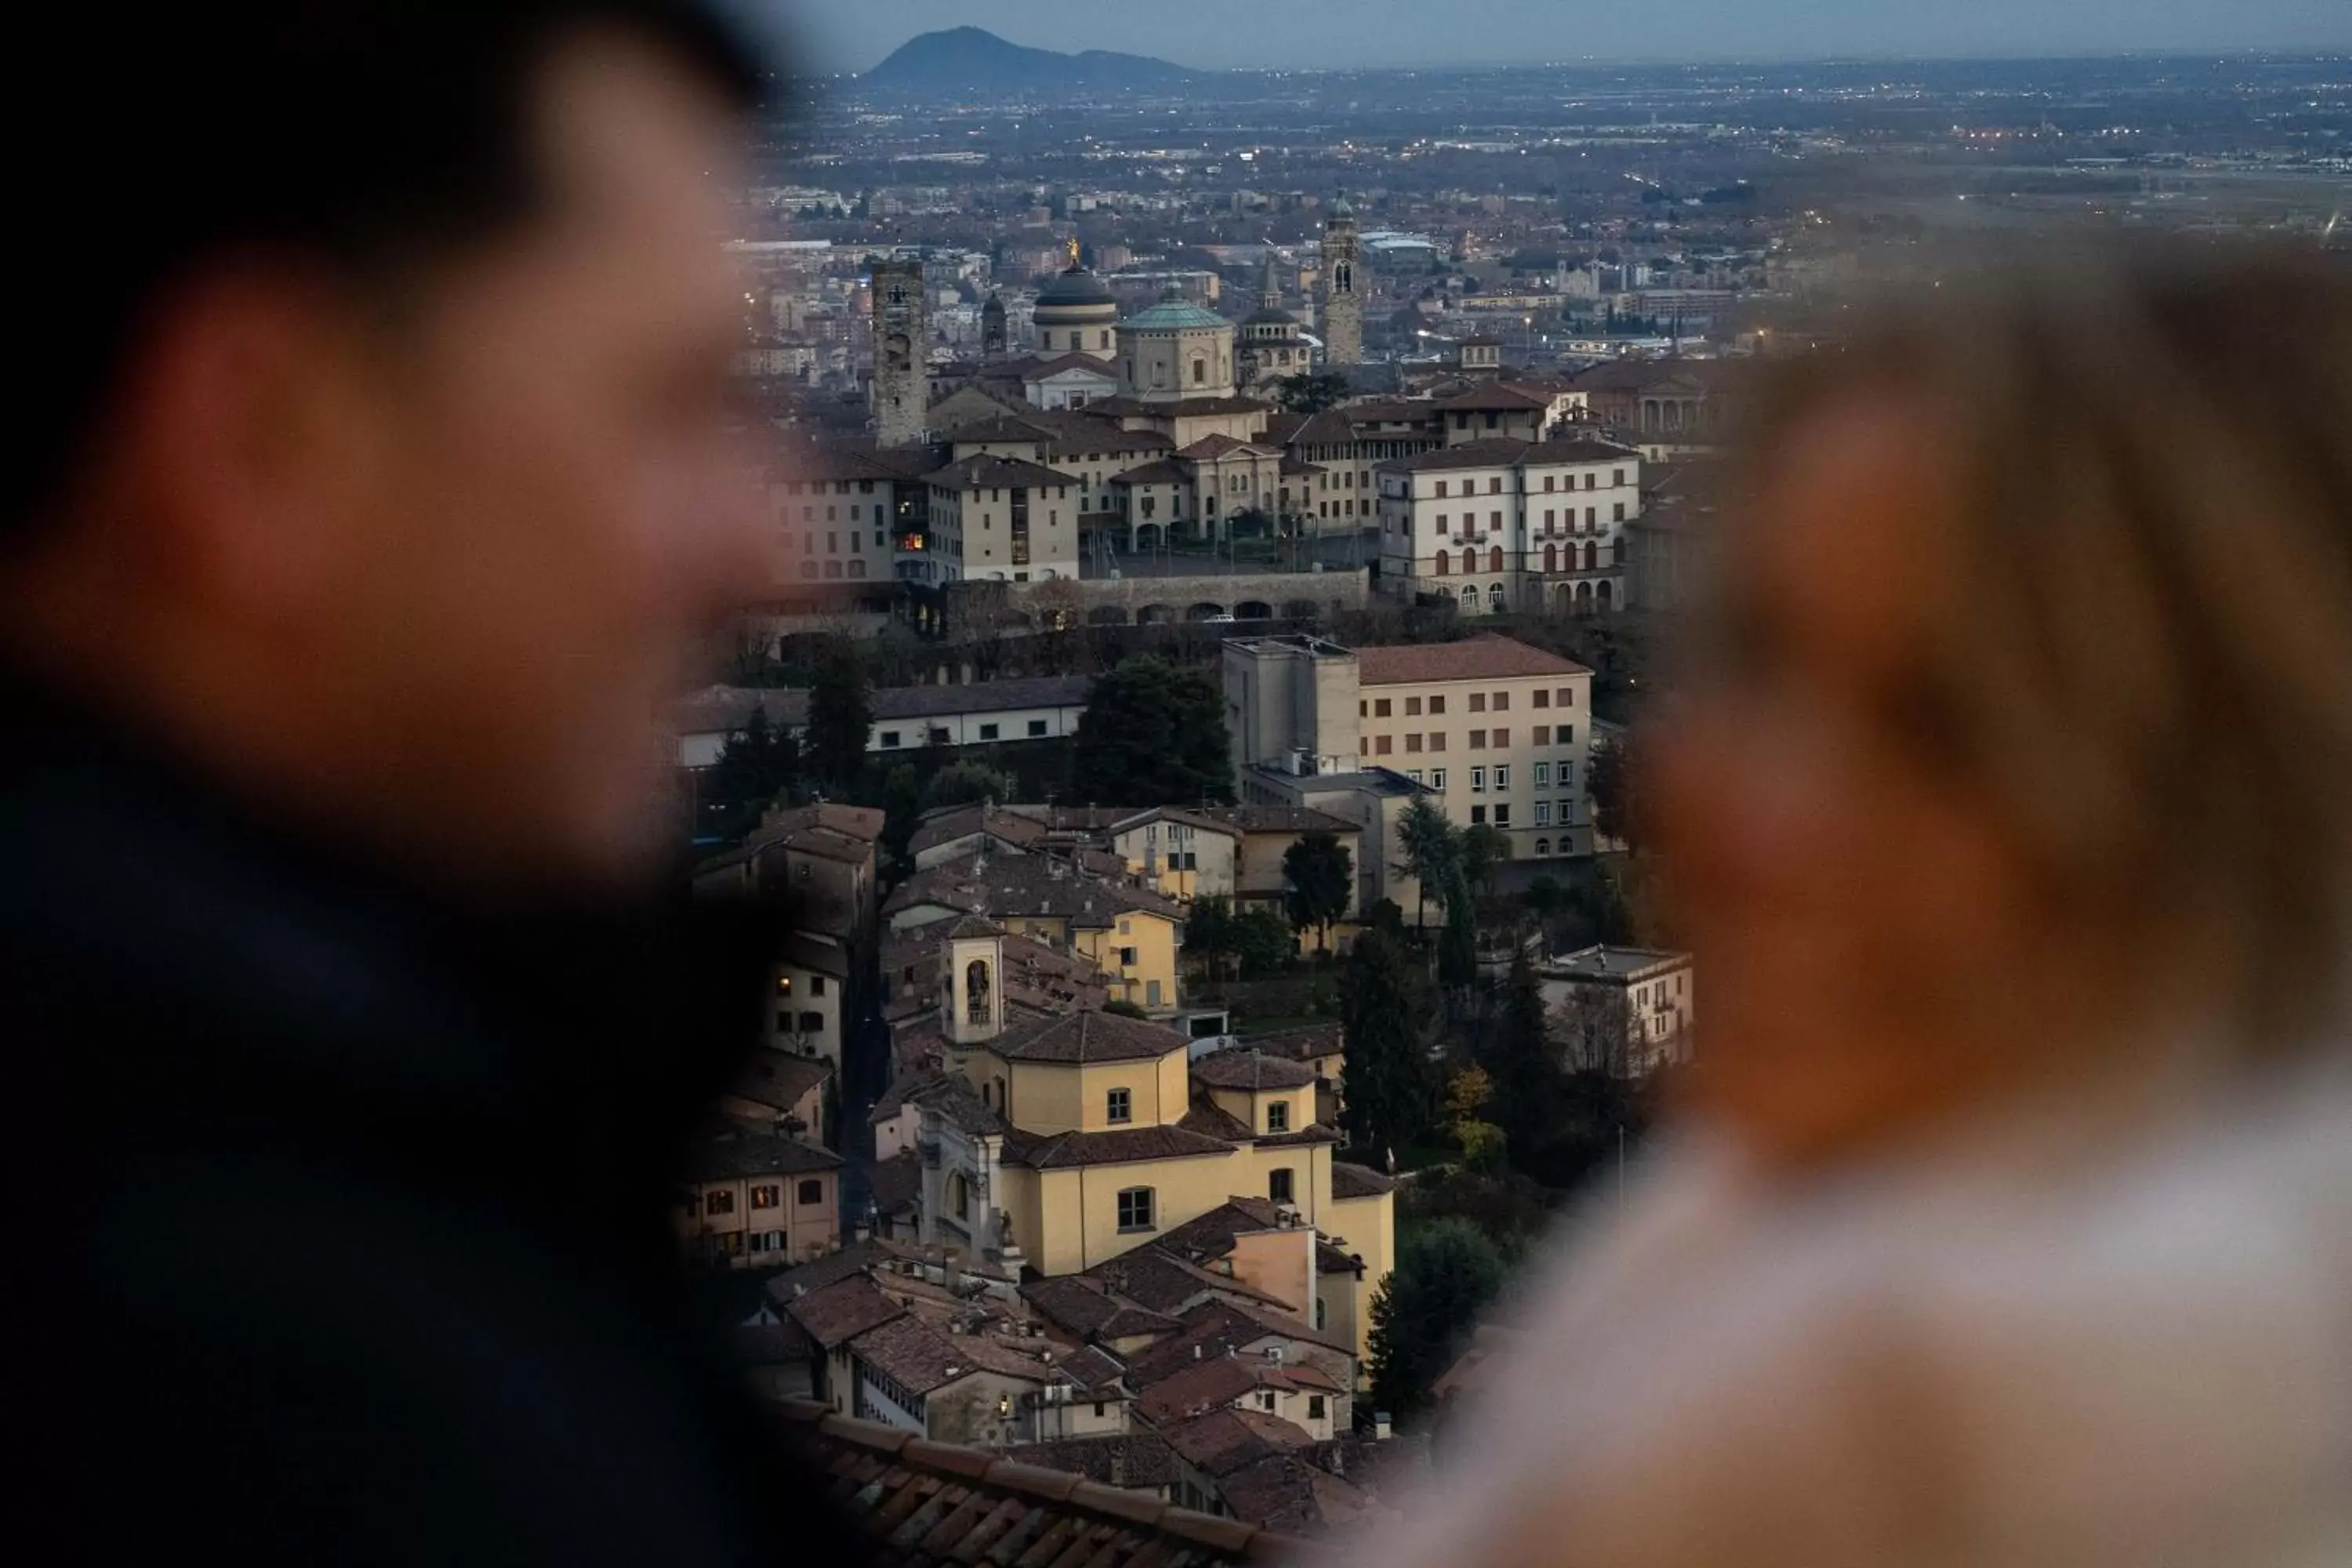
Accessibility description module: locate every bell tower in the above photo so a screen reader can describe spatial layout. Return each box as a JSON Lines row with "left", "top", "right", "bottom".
{"left": 1320, "top": 194, "right": 1362, "bottom": 366}
{"left": 869, "top": 256, "right": 927, "bottom": 447}
{"left": 945, "top": 917, "right": 1005, "bottom": 1048}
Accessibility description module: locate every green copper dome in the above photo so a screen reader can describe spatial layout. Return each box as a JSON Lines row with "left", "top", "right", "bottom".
{"left": 1122, "top": 285, "right": 1228, "bottom": 332}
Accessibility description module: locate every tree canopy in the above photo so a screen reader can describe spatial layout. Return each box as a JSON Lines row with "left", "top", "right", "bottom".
{"left": 804, "top": 639, "right": 874, "bottom": 793}
{"left": 1367, "top": 1218, "right": 1507, "bottom": 1421}
{"left": 1396, "top": 797, "right": 1460, "bottom": 927}
{"left": 1339, "top": 924, "right": 1438, "bottom": 1159}
{"left": 1069, "top": 657, "right": 1232, "bottom": 807}
{"left": 921, "top": 759, "right": 1012, "bottom": 812}
{"left": 1271, "top": 368, "right": 1352, "bottom": 415}
{"left": 1281, "top": 832, "right": 1354, "bottom": 945}
{"left": 1588, "top": 731, "right": 1645, "bottom": 851}
{"left": 703, "top": 706, "right": 798, "bottom": 837}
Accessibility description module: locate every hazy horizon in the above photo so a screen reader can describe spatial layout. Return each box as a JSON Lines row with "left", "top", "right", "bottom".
{"left": 753, "top": 0, "right": 2352, "bottom": 74}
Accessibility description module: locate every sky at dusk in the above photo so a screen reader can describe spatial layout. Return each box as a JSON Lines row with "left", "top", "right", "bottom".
{"left": 752, "top": 0, "right": 2352, "bottom": 74}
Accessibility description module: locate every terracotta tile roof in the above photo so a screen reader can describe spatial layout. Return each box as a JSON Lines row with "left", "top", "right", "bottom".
{"left": 1081, "top": 1249, "right": 1291, "bottom": 1317}
{"left": 863, "top": 1151, "right": 924, "bottom": 1218}
{"left": 1000, "top": 1432, "right": 1181, "bottom": 1491}
{"left": 1216, "top": 1450, "right": 1387, "bottom": 1537}
{"left": 1189, "top": 1049, "right": 1320, "bottom": 1091}
{"left": 849, "top": 1313, "right": 1054, "bottom": 1396}
{"left": 926, "top": 453, "right": 1073, "bottom": 492}
{"left": 1178, "top": 1093, "right": 1257, "bottom": 1142}
{"left": 908, "top": 804, "right": 1050, "bottom": 859}
{"left": 1354, "top": 633, "right": 1591, "bottom": 687}
{"left": 1254, "top": 1123, "right": 1342, "bottom": 1149}
{"left": 682, "top": 1127, "right": 842, "bottom": 1182}
{"left": 1157, "top": 1406, "right": 1316, "bottom": 1478}
{"left": 1330, "top": 1162, "right": 1396, "bottom": 1200}
{"left": 730, "top": 1319, "right": 814, "bottom": 1367}
{"left": 785, "top": 1274, "right": 907, "bottom": 1349}
{"left": 989, "top": 1010, "right": 1191, "bottom": 1065}
{"left": 885, "top": 855, "right": 1185, "bottom": 928}
{"left": 1004, "top": 1122, "right": 1237, "bottom": 1171}
{"left": 727, "top": 1051, "right": 833, "bottom": 1117}
{"left": 1243, "top": 1022, "right": 1344, "bottom": 1062}
{"left": 1371, "top": 436, "right": 1531, "bottom": 473}
{"left": 763, "top": 1237, "right": 924, "bottom": 1304}
{"left": 1134, "top": 1355, "right": 1319, "bottom": 1427}
{"left": 779, "top": 1402, "right": 1306, "bottom": 1565}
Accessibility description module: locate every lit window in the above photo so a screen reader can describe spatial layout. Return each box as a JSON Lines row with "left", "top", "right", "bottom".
{"left": 751, "top": 1185, "right": 779, "bottom": 1210}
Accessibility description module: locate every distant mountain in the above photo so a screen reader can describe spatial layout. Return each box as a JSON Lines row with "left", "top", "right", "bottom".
{"left": 862, "top": 27, "right": 1202, "bottom": 96}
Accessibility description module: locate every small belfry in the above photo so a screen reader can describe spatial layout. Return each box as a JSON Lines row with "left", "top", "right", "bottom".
{"left": 1240, "top": 253, "right": 1308, "bottom": 391}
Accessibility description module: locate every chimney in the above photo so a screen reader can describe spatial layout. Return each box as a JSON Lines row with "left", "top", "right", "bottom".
{"left": 1374, "top": 1410, "right": 1392, "bottom": 1440}
{"left": 1193, "top": 1343, "right": 1203, "bottom": 1361}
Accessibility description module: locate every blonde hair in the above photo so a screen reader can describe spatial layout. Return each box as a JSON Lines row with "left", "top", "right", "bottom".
{"left": 1730, "top": 249, "right": 2352, "bottom": 1055}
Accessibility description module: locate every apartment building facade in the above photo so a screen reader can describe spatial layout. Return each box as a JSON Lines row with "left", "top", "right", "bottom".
{"left": 1224, "top": 633, "right": 1596, "bottom": 869}
{"left": 1374, "top": 435, "right": 1642, "bottom": 615}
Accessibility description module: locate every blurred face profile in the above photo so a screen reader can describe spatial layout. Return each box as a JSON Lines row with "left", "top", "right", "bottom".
{"left": 1656, "top": 396, "right": 2072, "bottom": 1170}
{"left": 323, "top": 34, "right": 762, "bottom": 881}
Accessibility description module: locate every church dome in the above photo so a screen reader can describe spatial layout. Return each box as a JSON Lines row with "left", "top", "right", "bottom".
{"left": 1035, "top": 265, "right": 1115, "bottom": 310}
{"left": 1123, "top": 285, "right": 1229, "bottom": 332}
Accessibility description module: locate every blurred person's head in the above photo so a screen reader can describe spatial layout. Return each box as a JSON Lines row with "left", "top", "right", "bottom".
{"left": 1660, "top": 251, "right": 2352, "bottom": 1170}
{"left": 0, "top": 2, "right": 769, "bottom": 891}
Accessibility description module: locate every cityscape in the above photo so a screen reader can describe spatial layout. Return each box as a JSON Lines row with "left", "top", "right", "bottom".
{"left": 677, "top": 17, "right": 2352, "bottom": 1562}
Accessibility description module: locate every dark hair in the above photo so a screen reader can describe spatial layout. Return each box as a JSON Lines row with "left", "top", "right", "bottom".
{"left": 6, "top": 1, "right": 763, "bottom": 540}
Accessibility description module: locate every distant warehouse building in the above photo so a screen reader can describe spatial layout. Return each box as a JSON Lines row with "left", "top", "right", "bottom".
{"left": 666, "top": 674, "right": 1091, "bottom": 769}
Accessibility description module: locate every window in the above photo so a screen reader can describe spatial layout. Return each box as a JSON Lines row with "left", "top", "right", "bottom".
{"left": 1406, "top": 768, "right": 1424, "bottom": 783}
{"left": 1494, "top": 765, "right": 1511, "bottom": 789}
{"left": 798, "top": 1179, "right": 824, "bottom": 1205}
{"left": 1116, "top": 1187, "right": 1156, "bottom": 1232}
{"left": 1614, "top": 503, "right": 1626, "bottom": 522}
{"left": 1267, "top": 1100, "right": 1290, "bottom": 1133}
{"left": 751, "top": 1185, "right": 779, "bottom": 1210}
{"left": 1534, "top": 762, "right": 1552, "bottom": 786}
{"left": 1436, "top": 481, "right": 1448, "bottom": 497}
{"left": 1492, "top": 691, "right": 1509, "bottom": 711}
{"left": 1406, "top": 696, "right": 1422, "bottom": 716}
{"left": 1534, "top": 689, "right": 1552, "bottom": 710}
{"left": 979, "top": 723, "right": 999, "bottom": 741}
{"left": 1374, "top": 698, "right": 1392, "bottom": 717}
{"left": 1118, "top": 946, "right": 1138, "bottom": 967}
{"left": 798, "top": 1011, "right": 823, "bottom": 1033}
{"left": 966, "top": 958, "right": 992, "bottom": 1025}
{"left": 879, "top": 730, "right": 901, "bottom": 749}
{"left": 1536, "top": 837, "right": 1552, "bottom": 856}
{"left": 1375, "top": 735, "right": 1392, "bottom": 756}
{"left": 1470, "top": 766, "right": 1486, "bottom": 792}
{"left": 1469, "top": 730, "right": 1486, "bottom": 750}
{"left": 1428, "top": 731, "right": 1446, "bottom": 751}
{"left": 1406, "top": 733, "right": 1422, "bottom": 753}
{"left": 1494, "top": 804, "right": 1511, "bottom": 826}
{"left": 1028, "top": 719, "right": 1047, "bottom": 738}
{"left": 1430, "top": 695, "right": 1446, "bottom": 715}
{"left": 775, "top": 975, "right": 793, "bottom": 998}
{"left": 1471, "top": 805, "right": 1486, "bottom": 825}
{"left": 705, "top": 1189, "right": 735, "bottom": 1216}
{"left": 1258, "top": 1391, "right": 1277, "bottom": 1412}
{"left": 1145, "top": 978, "right": 1162, "bottom": 1007}
{"left": 1308, "top": 1395, "right": 1327, "bottom": 1421}
{"left": 929, "top": 727, "right": 950, "bottom": 745}
{"left": 1536, "top": 801, "right": 1553, "bottom": 826}
{"left": 1429, "top": 768, "right": 1447, "bottom": 790}
{"left": 1269, "top": 1167, "right": 1294, "bottom": 1203}
{"left": 1557, "top": 687, "right": 1576, "bottom": 707}
{"left": 810, "top": 976, "right": 826, "bottom": 996}
{"left": 1613, "top": 468, "right": 1626, "bottom": 486}
{"left": 1533, "top": 725, "right": 1551, "bottom": 746}
{"left": 1469, "top": 692, "right": 1486, "bottom": 713}
{"left": 1107, "top": 1087, "right": 1133, "bottom": 1124}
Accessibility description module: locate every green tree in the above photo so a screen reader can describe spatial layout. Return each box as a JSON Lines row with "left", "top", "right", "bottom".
{"left": 1185, "top": 895, "right": 1242, "bottom": 983}
{"left": 1443, "top": 1065, "right": 1507, "bottom": 1173}
{"left": 804, "top": 638, "right": 874, "bottom": 793}
{"left": 1396, "top": 797, "right": 1460, "bottom": 928}
{"left": 704, "top": 706, "right": 798, "bottom": 836}
{"left": 878, "top": 763, "right": 921, "bottom": 883}
{"left": 1367, "top": 1218, "right": 1507, "bottom": 1421}
{"left": 1339, "top": 924, "right": 1438, "bottom": 1159}
{"left": 1232, "top": 902, "right": 1299, "bottom": 979}
{"left": 1070, "top": 656, "right": 1232, "bottom": 806}
{"left": 1281, "top": 832, "right": 1354, "bottom": 947}
{"left": 1459, "top": 823, "right": 1512, "bottom": 901}
{"left": 1439, "top": 879, "right": 1479, "bottom": 992}
{"left": 921, "top": 759, "right": 1012, "bottom": 812}
{"left": 1588, "top": 731, "right": 1643, "bottom": 850}
{"left": 1272, "top": 368, "right": 1353, "bottom": 415}
{"left": 1480, "top": 947, "right": 1559, "bottom": 1160}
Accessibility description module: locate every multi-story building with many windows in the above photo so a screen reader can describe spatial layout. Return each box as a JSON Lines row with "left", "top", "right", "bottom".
{"left": 1374, "top": 435, "right": 1642, "bottom": 615}
{"left": 1224, "top": 633, "right": 1596, "bottom": 874}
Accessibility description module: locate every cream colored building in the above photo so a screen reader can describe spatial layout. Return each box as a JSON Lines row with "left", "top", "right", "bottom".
{"left": 922, "top": 454, "right": 1082, "bottom": 583}
{"left": 677, "top": 1127, "right": 842, "bottom": 1266}
{"left": 1225, "top": 632, "right": 1597, "bottom": 871}
{"left": 1375, "top": 435, "right": 1642, "bottom": 616}
{"left": 1119, "top": 286, "right": 1237, "bottom": 404}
